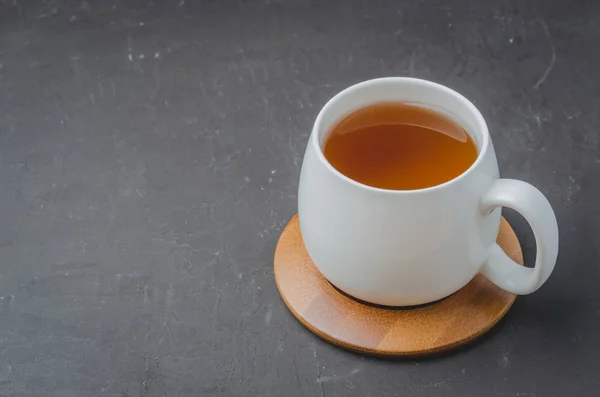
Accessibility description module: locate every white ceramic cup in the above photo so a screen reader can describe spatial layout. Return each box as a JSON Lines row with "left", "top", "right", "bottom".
{"left": 298, "top": 77, "right": 559, "bottom": 306}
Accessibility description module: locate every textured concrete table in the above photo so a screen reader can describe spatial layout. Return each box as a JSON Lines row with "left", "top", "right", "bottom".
{"left": 0, "top": 1, "right": 598, "bottom": 396}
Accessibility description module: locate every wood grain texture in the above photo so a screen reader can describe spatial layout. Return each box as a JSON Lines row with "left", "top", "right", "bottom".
{"left": 274, "top": 214, "right": 524, "bottom": 357}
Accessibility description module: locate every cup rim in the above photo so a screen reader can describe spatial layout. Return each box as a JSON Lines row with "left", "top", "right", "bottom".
{"left": 312, "top": 77, "right": 491, "bottom": 194}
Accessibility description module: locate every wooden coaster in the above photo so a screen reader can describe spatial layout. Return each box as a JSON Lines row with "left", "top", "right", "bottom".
{"left": 274, "top": 214, "right": 523, "bottom": 357}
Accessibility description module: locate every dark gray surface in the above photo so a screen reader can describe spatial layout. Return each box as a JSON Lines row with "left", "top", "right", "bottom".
{"left": 0, "top": 0, "right": 598, "bottom": 396}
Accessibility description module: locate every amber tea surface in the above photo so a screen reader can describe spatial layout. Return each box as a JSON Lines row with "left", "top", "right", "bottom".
{"left": 323, "top": 102, "right": 478, "bottom": 190}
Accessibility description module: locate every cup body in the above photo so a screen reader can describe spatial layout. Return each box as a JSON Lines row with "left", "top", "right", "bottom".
{"left": 298, "top": 77, "right": 501, "bottom": 306}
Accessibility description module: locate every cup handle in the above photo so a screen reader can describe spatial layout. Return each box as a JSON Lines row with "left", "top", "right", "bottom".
{"left": 480, "top": 179, "right": 559, "bottom": 294}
